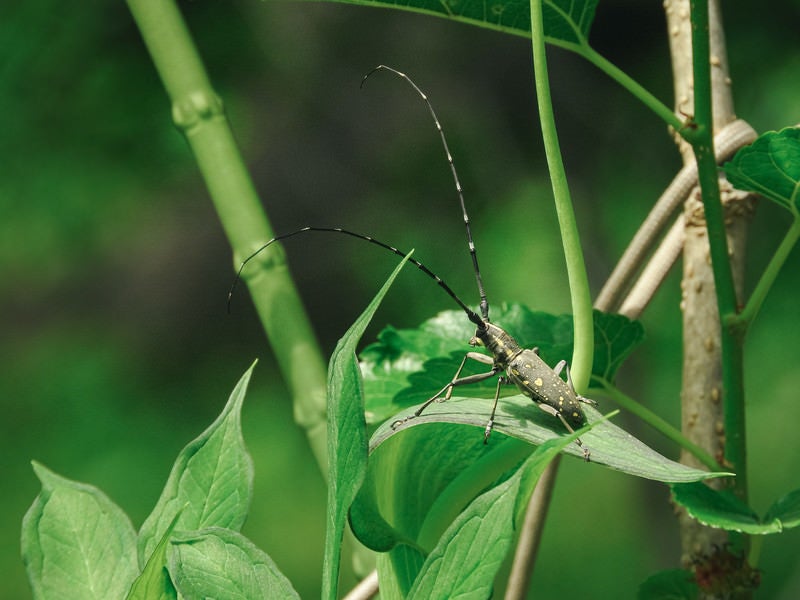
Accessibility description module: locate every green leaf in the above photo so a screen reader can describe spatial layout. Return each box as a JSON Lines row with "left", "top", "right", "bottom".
{"left": 375, "top": 396, "right": 722, "bottom": 482}
{"left": 671, "top": 482, "right": 780, "bottom": 534}
{"left": 168, "top": 528, "right": 299, "bottom": 600}
{"left": 137, "top": 363, "right": 256, "bottom": 567}
{"left": 724, "top": 126, "right": 800, "bottom": 214}
{"left": 125, "top": 511, "right": 182, "bottom": 600}
{"left": 637, "top": 569, "right": 698, "bottom": 600}
{"left": 406, "top": 431, "right": 585, "bottom": 599}
{"left": 21, "top": 462, "right": 138, "bottom": 600}
{"left": 323, "top": 254, "right": 411, "bottom": 600}
{"left": 315, "top": 0, "right": 597, "bottom": 44}
{"left": 361, "top": 305, "right": 643, "bottom": 423}
{"left": 763, "top": 487, "right": 800, "bottom": 530}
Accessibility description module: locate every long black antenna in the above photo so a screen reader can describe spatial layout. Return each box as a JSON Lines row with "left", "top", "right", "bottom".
{"left": 228, "top": 227, "right": 485, "bottom": 328}
{"left": 361, "top": 65, "right": 490, "bottom": 322}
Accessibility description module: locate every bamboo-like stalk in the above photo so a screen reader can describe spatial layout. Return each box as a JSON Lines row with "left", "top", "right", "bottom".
{"left": 126, "top": 0, "right": 329, "bottom": 474}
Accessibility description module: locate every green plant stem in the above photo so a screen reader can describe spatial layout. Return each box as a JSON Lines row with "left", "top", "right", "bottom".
{"left": 736, "top": 218, "right": 800, "bottom": 326}
{"left": 529, "top": 0, "right": 593, "bottom": 392}
{"left": 126, "top": 0, "right": 329, "bottom": 474}
{"left": 688, "top": 0, "right": 747, "bottom": 500}
{"left": 595, "top": 381, "right": 720, "bottom": 472}
{"left": 576, "top": 46, "right": 684, "bottom": 133}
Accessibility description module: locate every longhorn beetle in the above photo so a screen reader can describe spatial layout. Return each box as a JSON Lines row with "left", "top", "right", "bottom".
{"left": 231, "top": 65, "right": 597, "bottom": 459}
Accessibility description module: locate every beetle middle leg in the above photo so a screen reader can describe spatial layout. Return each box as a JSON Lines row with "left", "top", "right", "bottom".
{"left": 391, "top": 352, "right": 499, "bottom": 429}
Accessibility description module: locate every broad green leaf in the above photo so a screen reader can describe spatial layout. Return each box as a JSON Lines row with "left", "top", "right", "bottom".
{"left": 407, "top": 431, "right": 585, "bottom": 599}
{"left": 21, "top": 463, "right": 138, "bottom": 600}
{"left": 168, "top": 528, "right": 299, "bottom": 600}
{"left": 361, "top": 305, "right": 643, "bottom": 423}
{"left": 125, "top": 511, "right": 181, "bottom": 600}
{"left": 673, "top": 483, "right": 800, "bottom": 535}
{"left": 137, "top": 364, "right": 255, "bottom": 567}
{"left": 323, "top": 254, "right": 411, "bottom": 600}
{"left": 724, "top": 127, "right": 800, "bottom": 214}
{"left": 637, "top": 569, "right": 698, "bottom": 600}
{"left": 317, "top": 0, "right": 598, "bottom": 45}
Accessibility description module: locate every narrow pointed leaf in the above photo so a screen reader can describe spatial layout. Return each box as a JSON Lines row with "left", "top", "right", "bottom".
{"left": 724, "top": 127, "right": 800, "bottom": 214}
{"left": 323, "top": 254, "right": 411, "bottom": 600}
{"left": 168, "top": 528, "right": 299, "bottom": 599}
{"left": 21, "top": 463, "right": 138, "bottom": 600}
{"left": 137, "top": 363, "right": 255, "bottom": 567}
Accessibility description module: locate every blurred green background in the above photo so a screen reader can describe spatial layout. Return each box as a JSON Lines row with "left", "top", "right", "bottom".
{"left": 2, "top": 1, "right": 799, "bottom": 598}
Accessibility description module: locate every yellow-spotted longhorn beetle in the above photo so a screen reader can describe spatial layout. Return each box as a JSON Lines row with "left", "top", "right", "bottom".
{"left": 231, "top": 66, "right": 597, "bottom": 459}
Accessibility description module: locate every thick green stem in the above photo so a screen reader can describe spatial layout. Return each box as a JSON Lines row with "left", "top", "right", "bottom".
{"left": 529, "top": 0, "right": 593, "bottom": 392}
{"left": 689, "top": 0, "right": 747, "bottom": 499}
{"left": 126, "top": 0, "right": 329, "bottom": 474}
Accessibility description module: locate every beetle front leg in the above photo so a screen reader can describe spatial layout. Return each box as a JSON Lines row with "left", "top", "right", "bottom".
{"left": 391, "top": 352, "right": 499, "bottom": 429}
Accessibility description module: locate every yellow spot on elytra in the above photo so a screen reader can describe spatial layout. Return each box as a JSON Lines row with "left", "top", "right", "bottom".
{"left": 523, "top": 380, "right": 529, "bottom": 386}
{"left": 534, "top": 377, "right": 543, "bottom": 387}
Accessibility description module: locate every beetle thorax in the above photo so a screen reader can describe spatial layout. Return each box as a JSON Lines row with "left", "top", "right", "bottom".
{"left": 470, "top": 322, "right": 523, "bottom": 367}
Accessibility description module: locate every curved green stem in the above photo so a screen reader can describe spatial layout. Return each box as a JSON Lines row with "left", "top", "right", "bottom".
{"left": 595, "top": 381, "right": 721, "bottom": 472}
{"left": 736, "top": 218, "right": 800, "bottom": 327}
{"left": 529, "top": 0, "right": 593, "bottom": 392}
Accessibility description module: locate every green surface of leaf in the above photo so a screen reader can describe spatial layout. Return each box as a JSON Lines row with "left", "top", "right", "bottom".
{"left": 315, "top": 0, "right": 597, "bottom": 44}
{"left": 763, "top": 487, "right": 800, "bottom": 530}
{"left": 21, "top": 463, "right": 138, "bottom": 600}
{"left": 724, "top": 126, "right": 800, "bottom": 214}
{"left": 125, "top": 512, "right": 181, "bottom": 600}
{"left": 406, "top": 432, "right": 582, "bottom": 599}
{"left": 136, "top": 364, "right": 256, "bottom": 567}
{"left": 671, "top": 482, "right": 779, "bottom": 534}
{"left": 168, "top": 528, "right": 299, "bottom": 600}
{"left": 637, "top": 569, "right": 698, "bottom": 600}
{"left": 361, "top": 305, "right": 643, "bottom": 423}
{"left": 323, "top": 255, "right": 411, "bottom": 600}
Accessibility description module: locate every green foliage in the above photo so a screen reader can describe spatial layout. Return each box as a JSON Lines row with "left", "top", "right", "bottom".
{"left": 672, "top": 483, "right": 800, "bottom": 535}
{"left": 21, "top": 366, "right": 298, "bottom": 600}
{"left": 316, "top": 0, "right": 597, "bottom": 44}
{"left": 637, "top": 569, "right": 698, "bottom": 600}
{"left": 361, "top": 304, "right": 644, "bottom": 422}
{"left": 724, "top": 127, "right": 800, "bottom": 215}
{"left": 323, "top": 254, "right": 411, "bottom": 599}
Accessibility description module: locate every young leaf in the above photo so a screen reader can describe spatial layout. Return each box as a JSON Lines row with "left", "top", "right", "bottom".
{"left": 318, "top": 0, "right": 598, "bottom": 44}
{"left": 137, "top": 363, "right": 256, "bottom": 567}
{"left": 763, "top": 487, "right": 800, "bottom": 531}
{"left": 671, "top": 482, "right": 777, "bottom": 534}
{"left": 724, "top": 126, "right": 800, "bottom": 215}
{"left": 168, "top": 528, "right": 299, "bottom": 600}
{"left": 323, "top": 254, "right": 411, "bottom": 600}
{"left": 406, "top": 431, "right": 587, "bottom": 599}
{"left": 21, "top": 462, "right": 138, "bottom": 600}
{"left": 637, "top": 569, "right": 698, "bottom": 600}
{"left": 125, "top": 511, "right": 182, "bottom": 600}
